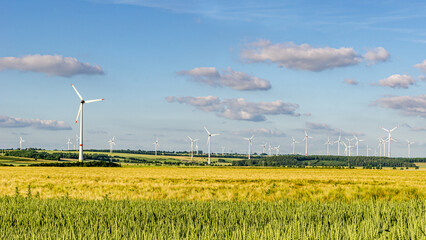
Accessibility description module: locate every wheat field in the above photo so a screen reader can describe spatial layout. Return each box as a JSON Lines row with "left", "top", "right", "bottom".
{"left": 1, "top": 166, "right": 425, "bottom": 201}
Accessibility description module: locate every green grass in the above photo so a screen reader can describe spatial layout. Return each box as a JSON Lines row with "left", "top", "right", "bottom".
{"left": 0, "top": 197, "right": 425, "bottom": 239}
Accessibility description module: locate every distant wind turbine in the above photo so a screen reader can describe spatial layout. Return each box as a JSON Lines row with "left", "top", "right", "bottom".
{"left": 345, "top": 137, "right": 354, "bottom": 156}
{"left": 334, "top": 130, "right": 343, "bottom": 156}
{"left": 291, "top": 137, "right": 299, "bottom": 155}
{"left": 274, "top": 145, "right": 280, "bottom": 156}
{"left": 108, "top": 137, "right": 115, "bottom": 154}
{"left": 353, "top": 135, "right": 365, "bottom": 156}
{"left": 188, "top": 136, "right": 199, "bottom": 160}
{"left": 66, "top": 138, "right": 72, "bottom": 151}
{"left": 407, "top": 140, "right": 414, "bottom": 158}
{"left": 19, "top": 137, "right": 25, "bottom": 150}
{"left": 153, "top": 138, "right": 159, "bottom": 156}
{"left": 71, "top": 83, "right": 104, "bottom": 162}
{"left": 325, "top": 137, "right": 332, "bottom": 156}
{"left": 259, "top": 143, "right": 267, "bottom": 154}
{"left": 244, "top": 135, "right": 254, "bottom": 159}
{"left": 302, "top": 130, "right": 313, "bottom": 156}
{"left": 380, "top": 125, "right": 398, "bottom": 157}
{"left": 204, "top": 126, "right": 220, "bottom": 165}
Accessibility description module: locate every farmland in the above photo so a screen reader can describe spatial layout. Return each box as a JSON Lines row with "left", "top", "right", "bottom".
{"left": 1, "top": 167, "right": 425, "bottom": 201}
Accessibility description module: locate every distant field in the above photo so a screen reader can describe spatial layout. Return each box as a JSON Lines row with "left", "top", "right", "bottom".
{"left": 1, "top": 167, "right": 425, "bottom": 201}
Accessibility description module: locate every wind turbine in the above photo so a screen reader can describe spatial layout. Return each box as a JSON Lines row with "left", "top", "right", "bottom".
{"left": 187, "top": 136, "right": 199, "bottom": 160}
{"left": 345, "top": 137, "right": 354, "bottom": 156}
{"left": 195, "top": 142, "right": 199, "bottom": 155}
{"left": 153, "top": 138, "right": 159, "bottom": 156}
{"left": 71, "top": 83, "right": 104, "bottom": 162}
{"left": 75, "top": 134, "right": 79, "bottom": 151}
{"left": 302, "top": 130, "right": 313, "bottom": 156}
{"left": 334, "top": 130, "right": 343, "bottom": 156}
{"left": 341, "top": 142, "right": 348, "bottom": 156}
{"left": 275, "top": 145, "right": 280, "bottom": 156}
{"left": 108, "top": 137, "right": 115, "bottom": 154}
{"left": 66, "top": 138, "right": 72, "bottom": 151}
{"left": 204, "top": 126, "right": 220, "bottom": 165}
{"left": 353, "top": 136, "right": 365, "bottom": 156}
{"left": 19, "top": 137, "right": 25, "bottom": 150}
{"left": 244, "top": 135, "right": 254, "bottom": 159}
{"left": 291, "top": 137, "right": 299, "bottom": 155}
{"left": 380, "top": 125, "right": 398, "bottom": 157}
{"left": 407, "top": 140, "right": 414, "bottom": 158}
{"left": 325, "top": 137, "right": 332, "bottom": 156}
{"left": 366, "top": 144, "right": 372, "bottom": 157}
{"left": 221, "top": 146, "right": 225, "bottom": 156}
{"left": 259, "top": 143, "right": 267, "bottom": 154}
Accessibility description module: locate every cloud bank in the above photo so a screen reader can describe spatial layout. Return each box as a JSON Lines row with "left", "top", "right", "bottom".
{"left": 374, "top": 74, "right": 415, "bottom": 89}
{"left": 166, "top": 96, "right": 300, "bottom": 121}
{"left": 305, "top": 122, "right": 364, "bottom": 137}
{"left": 240, "top": 40, "right": 389, "bottom": 71}
{"left": 0, "top": 54, "right": 104, "bottom": 77}
{"left": 373, "top": 95, "right": 426, "bottom": 117}
{"left": 344, "top": 78, "right": 358, "bottom": 85}
{"left": 177, "top": 67, "right": 271, "bottom": 91}
{"left": 414, "top": 60, "right": 426, "bottom": 72}
{"left": 0, "top": 115, "right": 72, "bottom": 130}
{"left": 233, "top": 128, "right": 287, "bottom": 137}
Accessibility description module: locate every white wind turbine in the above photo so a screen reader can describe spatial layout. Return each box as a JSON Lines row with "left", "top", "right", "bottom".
{"left": 268, "top": 143, "right": 272, "bottom": 155}
{"left": 366, "top": 144, "right": 372, "bottom": 157}
{"left": 108, "top": 137, "right": 115, "bottom": 154}
{"left": 341, "top": 142, "right": 348, "bottom": 156}
{"left": 334, "top": 130, "right": 343, "bottom": 156}
{"left": 204, "top": 126, "right": 220, "bottom": 165}
{"left": 407, "top": 140, "right": 414, "bottom": 158}
{"left": 19, "top": 137, "right": 25, "bottom": 150}
{"left": 71, "top": 83, "right": 104, "bottom": 162}
{"left": 195, "top": 142, "right": 199, "bottom": 155}
{"left": 153, "top": 138, "right": 159, "bottom": 156}
{"left": 302, "top": 130, "right": 313, "bottom": 156}
{"left": 275, "top": 145, "right": 280, "bottom": 156}
{"left": 291, "top": 137, "right": 299, "bottom": 155}
{"left": 380, "top": 125, "right": 398, "bottom": 158}
{"left": 66, "top": 138, "right": 72, "bottom": 151}
{"left": 188, "top": 136, "right": 199, "bottom": 160}
{"left": 260, "top": 143, "right": 267, "bottom": 154}
{"left": 244, "top": 135, "right": 254, "bottom": 159}
{"left": 378, "top": 137, "right": 386, "bottom": 157}
{"left": 345, "top": 137, "right": 354, "bottom": 156}
{"left": 353, "top": 136, "right": 365, "bottom": 156}
{"left": 325, "top": 137, "right": 332, "bottom": 156}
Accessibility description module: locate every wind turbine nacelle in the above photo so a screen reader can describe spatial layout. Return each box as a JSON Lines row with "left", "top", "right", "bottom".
{"left": 81, "top": 100, "right": 85, "bottom": 104}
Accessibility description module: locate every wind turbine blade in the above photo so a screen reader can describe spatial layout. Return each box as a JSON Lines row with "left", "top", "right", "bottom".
{"left": 250, "top": 135, "right": 254, "bottom": 140}
{"left": 194, "top": 139, "right": 199, "bottom": 142}
{"left": 85, "top": 98, "right": 104, "bottom": 103}
{"left": 204, "top": 126, "right": 211, "bottom": 135}
{"left": 75, "top": 104, "right": 82, "bottom": 123}
{"left": 188, "top": 136, "right": 193, "bottom": 141}
{"left": 211, "top": 133, "right": 220, "bottom": 137}
{"left": 71, "top": 83, "right": 83, "bottom": 101}
{"left": 381, "top": 127, "right": 389, "bottom": 132}
{"left": 390, "top": 126, "right": 398, "bottom": 132}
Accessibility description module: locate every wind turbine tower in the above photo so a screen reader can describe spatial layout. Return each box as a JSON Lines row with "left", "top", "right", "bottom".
{"left": 334, "top": 131, "right": 343, "bottom": 156}
{"left": 71, "top": 83, "right": 104, "bottom": 162}
{"left": 188, "top": 136, "right": 199, "bottom": 160}
{"left": 204, "top": 126, "right": 220, "bottom": 165}
{"left": 381, "top": 126, "right": 398, "bottom": 158}
{"left": 19, "top": 137, "right": 25, "bottom": 150}
{"left": 302, "top": 130, "right": 313, "bottom": 156}
{"left": 291, "top": 137, "right": 299, "bottom": 155}
{"left": 244, "top": 135, "right": 254, "bottom": 159}
{"left": 407, "top": 140, "right": 414, "bottom": 158}
{"left": 66, "top": 138, "right": 72, "bottom": 151}
{"left": 153, "top": 138, "right": 159, "bottom": 156}
{"left": 325, "top": 137, "right": 332, "bottom": 155}
{"left": 108, "top": 137, "right": 115, "bottom": 154}
{"left": 353, "top": 136, "right": 365, "bottom": 156}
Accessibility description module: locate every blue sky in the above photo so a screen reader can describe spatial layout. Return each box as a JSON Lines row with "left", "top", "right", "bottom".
{"left": 1, "top": 0, "right": 426, "bottom": 157}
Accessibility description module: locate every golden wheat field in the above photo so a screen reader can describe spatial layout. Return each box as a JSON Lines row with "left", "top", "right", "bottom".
{"left": 0, "top": 166, "right": 425, "bottom": 201}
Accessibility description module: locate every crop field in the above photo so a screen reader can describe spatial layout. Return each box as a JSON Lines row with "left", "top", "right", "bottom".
{"left": 1, "top": 167, "right": 425, "bottom": 201}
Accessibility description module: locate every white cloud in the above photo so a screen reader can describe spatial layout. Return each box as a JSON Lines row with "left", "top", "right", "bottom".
{"left": 364, "top": 47, "right": 390, "bottom": 64}
{"left": 344, "top": 78, "right": 358, "bottom": 85}
{"left": 240, "top": 40, "right": 361, "bottom": 71}
{"left": 177, "top": 67, "right": 271, "bottom": 91}
{"left": 0, "top": 54, "right": 104, "bottom": 77}
{"left": 305, "top": 122, "right": 364, "bottom": 137}
{"left": 414, "top": 60, "right": 426, "bottom": 72}
{"left": 233, "top": 128, "right": 287, "bottom": 137}
{"left": 373, "top": 95, "right": 426, "bottom": 117}
{"left": 166, "top": 96, "right": 300, "bottom": 121}
{"left": 374, "top": 74, "right": 415, "bottom": 89}
{"left": 240, "top": 40, "right": 390, "bottom": 71}
{"left": 0, "top": 115, "right": 72, "bottom": 130}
